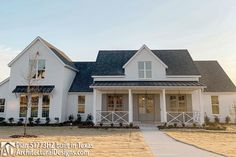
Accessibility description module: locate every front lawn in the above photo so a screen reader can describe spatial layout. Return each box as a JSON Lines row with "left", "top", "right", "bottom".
{"left": 0, "top": 126, "right": 153, "bottom": 157}
{"left": 165, "top": 126, "right": 236, "bottom": 157}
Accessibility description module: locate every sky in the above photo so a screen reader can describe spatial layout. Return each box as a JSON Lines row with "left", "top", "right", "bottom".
{"left": 1, "top": 0, "right": 236, "bottom": 84}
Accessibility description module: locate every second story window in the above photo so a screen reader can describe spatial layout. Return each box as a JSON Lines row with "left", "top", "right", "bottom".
{"left": 138, "top": 61, "right": 152, "bottom": 78}
{"left": 29, "top": 59, "right": 46, "bottom": 79}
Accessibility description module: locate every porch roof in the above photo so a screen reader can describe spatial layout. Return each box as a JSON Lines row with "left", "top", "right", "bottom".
{"left": 12, "top": 85, "right": 55, "bottom": 93}
{"left": 91, "top": 81, "right": 205, "bottom": 88}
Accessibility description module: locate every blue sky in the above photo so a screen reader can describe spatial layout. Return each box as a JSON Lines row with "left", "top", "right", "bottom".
{"left": 1, "top": 0, "right": 236, "bottom": 83}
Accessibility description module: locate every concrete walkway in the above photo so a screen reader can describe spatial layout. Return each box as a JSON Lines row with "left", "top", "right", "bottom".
{"left": 140, "top": 126, "right": 224, "bottom": 157}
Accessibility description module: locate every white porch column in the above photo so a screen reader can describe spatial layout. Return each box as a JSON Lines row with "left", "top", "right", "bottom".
{"left": 128, "top": 89, "right": 133, "bottom": 123}
{"left": 161, "top": 89, "right": 167, "bottom": 122}
{"left": 93, "top": 89, "right": 97, "bottom": 124}
{"left": 198, "top": 89, "right": 204, "bottom": 124}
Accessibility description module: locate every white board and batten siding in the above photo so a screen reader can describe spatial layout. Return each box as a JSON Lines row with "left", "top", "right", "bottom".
{"left": 5, "top": 39, "right": 76, "bottom": 122}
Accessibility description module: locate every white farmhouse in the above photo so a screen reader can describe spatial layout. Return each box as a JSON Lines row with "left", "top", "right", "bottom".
{"left": 0, "top": 37, "right": 236, "bottom": 124}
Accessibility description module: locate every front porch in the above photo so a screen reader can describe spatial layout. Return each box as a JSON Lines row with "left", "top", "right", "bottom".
{"left": 92, "top": 86, "right": 204, "bottom": 125}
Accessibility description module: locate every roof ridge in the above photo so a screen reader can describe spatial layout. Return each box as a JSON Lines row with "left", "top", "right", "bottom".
{"left": 39, "top": 37, "right": 73, "bottom": 62}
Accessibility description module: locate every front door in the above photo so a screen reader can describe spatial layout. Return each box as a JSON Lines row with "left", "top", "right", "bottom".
{"left": 138, "top": 95, "right": 155, "bottom": 122}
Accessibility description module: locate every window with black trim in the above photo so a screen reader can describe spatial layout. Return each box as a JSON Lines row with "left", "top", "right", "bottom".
{"left": 0, "top": 99, "right": 5, "bottom": 112}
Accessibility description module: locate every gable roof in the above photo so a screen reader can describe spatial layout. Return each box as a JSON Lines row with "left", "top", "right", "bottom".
{"left": 8, "top": 36, "right": 77, "bottom": 71}
{"left": 122, "top": 45, "right": 168, "bottom": 68}
{"left": 93, "top": 49, "right": 200, "bottom": 76}
{"left": 194, "top": 61, "right": 236, "bottom": 92}
{"left": 69, "top": 62, "right": 95, "bottom": 92}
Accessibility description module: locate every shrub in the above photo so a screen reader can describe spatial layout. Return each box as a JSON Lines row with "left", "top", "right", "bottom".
{"left": 76, "top": 114, "right": 82, "bottom": 124}
{"left": 193, "top": 123, "right": 196, "bottom": 128}
{"left": 110, "top": 123, "right": 114, "bottom": 127}
{"left": 69, "top": 115, "right": 74, "bottom": 122}
{"left": 86, "top": 114, "right": 93, "bottom": 122}
{"left": 35, "top": 118, "right": 41, "bottom": 125}
{"left": 18, "top": 118, "right": 24, "bottom": 125}
{"left": 119, "top": 122, "right": 123, "bottom": 127}
{"left": 8, "top": 117, "right": 14, "bottom": 124}
{"left": 174, "top": 123, "right": 177, "bottom": 128}
{"left": 129, "top": 123, "right": 133, "bottom": 128}
{"left": 99, "top": 122, "right": 103, "bottom": 127}
{"left": 55, "top": 117, "right": 59, "bottom": 123}
{"left": 214, "top": 116, "right": 220, "bottom": 124}
{"left": 28, "top": 117, "right": 34, "bottom": 125}
{"left": 45, "top": 117, "right": 50, "bottom": 124}
{"left": 0, "top": 117, "right": 5, "bottom": 123}
{"left": 225, "top": 116, "right": 231, "bottom": 124}
{"left": 204, "top": 115, "right": 210, "bottom": 125}
{"left": 182, "top": 123, "right": 185, "bottom": 127}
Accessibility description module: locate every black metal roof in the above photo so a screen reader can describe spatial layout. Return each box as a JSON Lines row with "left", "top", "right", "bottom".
{"left": 69, "top": 62, "right": 95, "bottom": 92}
{"left": 12, "top": 85, "right": 55, "bottom": 93}
{"left": 93, "top": 49, "right": 200, "bottom": 76}
{"left": 194, "top": 61, "right": 236, "bottom": 92}
{"left": 91, "top": 81, "right": 204, "bottom": 87}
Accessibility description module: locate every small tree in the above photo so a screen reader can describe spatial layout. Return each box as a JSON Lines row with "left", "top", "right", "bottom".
{"left": 22, "top": 52, "right": 40, "bottom": 135}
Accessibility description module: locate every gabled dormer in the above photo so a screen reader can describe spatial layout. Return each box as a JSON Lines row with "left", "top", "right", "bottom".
{"left": 123, "top": 45, "right": 168, "bottom": 80}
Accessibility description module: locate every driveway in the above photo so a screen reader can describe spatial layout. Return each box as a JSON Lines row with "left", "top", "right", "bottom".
{"left": 140, "top": 126, "right": 224, "bottom": 157}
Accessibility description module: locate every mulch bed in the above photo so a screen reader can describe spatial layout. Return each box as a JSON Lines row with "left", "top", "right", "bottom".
{"left": 9, "top": 135, "right": 38, "bottom": 138}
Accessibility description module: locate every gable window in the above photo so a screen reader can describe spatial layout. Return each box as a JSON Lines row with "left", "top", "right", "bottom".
{"left": 211, "top": 96, "right": 219, "bottom": 114}
{"left": 20, "top": 95, "right": 28, "bottom": 117}
{"left": 31, "top": 95, "right": 39, "bottom": 117}
{"left": 42, "top": 95, "right": 50, "bottom": 117}
{"left": 29, "top": 59, "right": 46, "bottom": 79}
{"left": 0, "top": 99, "right": 5, "bottom": 112}
{"left": 78, "top": 96, "right": 85, "bottom": 113}
{"left": 138, "top": 61, "right": 152, "bottom": 78}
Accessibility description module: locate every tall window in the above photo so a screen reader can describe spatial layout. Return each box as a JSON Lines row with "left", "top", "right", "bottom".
{"left": 78, "top": 96, "right": 85, "bottom": 113}
{"left": 29, "top": 59, "right": 46, "bottom": 79}
{"left": 138, "top": 61, "right": 152, "bottom": 78}
{"left": 20, "top": 95, "right": 28, "bottom": 117}
{"left": 42, "top": 95, "right": 50, "bottom": 117}
{"left": 107, "top": 95, "right": 123, "bottom": 111}
{"left": 0, "top": 99, "right": 5, "bottom": 112}
{"left": 169, "top": 95, "right": 187, "bottom": 112}
{"left": 211, "top": 96, "right": 219, "bottom": 114}
{"left": 31, "top": 95, "right": 39, "bottom": 117}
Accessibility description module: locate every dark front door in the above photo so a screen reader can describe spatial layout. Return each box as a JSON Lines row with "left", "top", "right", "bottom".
{"left": 138, "top": 94, "right": 155, "bottom": 122}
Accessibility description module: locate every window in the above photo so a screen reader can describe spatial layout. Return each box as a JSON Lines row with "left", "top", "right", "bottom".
{"left": 78, "top": 96, "right": 85, "bottom": 113}
{"left": 0, "top": 99, "right": 5, "bottom": 112}
{"left": 29, "top": 59, "right": 46, "bottom": 79}
{"left": 211, "top": 96, "right": 219, "bottom": 114}
{"left": 31, "top": 95, "right": 39, "bottom": 117}
{"left": 20, "top": 95, "right": 28, "bottom": 117}
{"left": 168, "top": 95, "right": 187, "bottom": 112}
{"left": 42, "top": 95, "right": 50, "bottom": 117}
{"left": 107, "top": 95, "right": 123, "bottom": 111}
{"left": 138, "top": 61, "right": 152, "bottom": 78}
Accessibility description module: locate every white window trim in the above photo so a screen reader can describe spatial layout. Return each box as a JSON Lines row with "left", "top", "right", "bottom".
{"left": 30, "top": 59, "right": 46, "bottom": 80}
{"left": 211, "top": 96, "right": 220, "bottom": 115}
{"left": 138, "top": 61, "right": 152, "bottom": 79}
{"left": 78, "top": 96, "right": 85, "bottom": 114}
{"left": 0, "top": 98, "right": 5, "bottom": 113}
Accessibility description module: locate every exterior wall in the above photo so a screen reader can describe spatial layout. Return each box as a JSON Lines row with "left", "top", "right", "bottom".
{"left": 0, "top": 80, "right": 10, "bottom": 118}
{"left": 6, "top": 40, "right": 76, "bottom": 122}
{"left": 203, "top": 93, "right": 236, "bottom": 123}
{"left": 61, "top": 68, "right": 76, "bottom": 121}
{"left": 67, "top": 93, "right": 93, "bottom": 121}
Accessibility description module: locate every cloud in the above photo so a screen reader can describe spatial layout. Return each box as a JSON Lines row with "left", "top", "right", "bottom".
{"left": 0, "top": 45, "right": 20, "bottom": 82}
